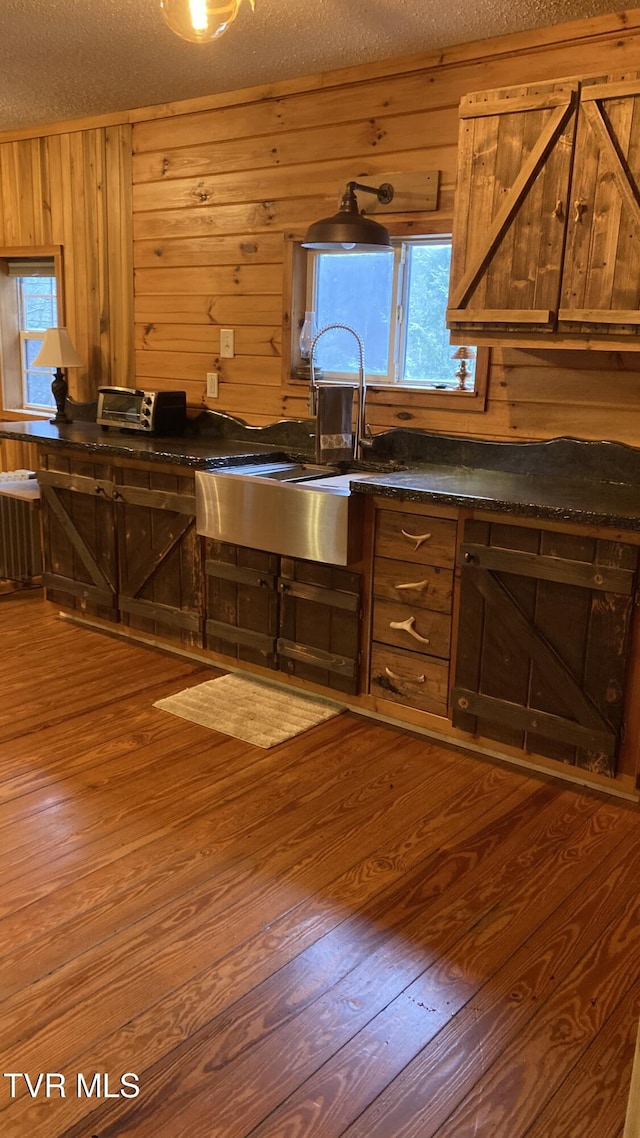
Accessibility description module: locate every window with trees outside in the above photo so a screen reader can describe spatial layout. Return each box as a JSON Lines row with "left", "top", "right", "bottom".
{"left": 306, "top": 235, "right": 478, "bottom": 393}
{"left": 18, "top": 273, "right": 58, "bottom": 410}
{"left": 0, "top": 253, "right": 60, "bottom": 413}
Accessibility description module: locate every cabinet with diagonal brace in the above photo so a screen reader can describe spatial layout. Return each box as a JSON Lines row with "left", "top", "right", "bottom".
{"left": 39, "top": 449, "right": 202, "bottom": 648}
{"left": 451, "top": 518, "right": 638, "bottom": 778}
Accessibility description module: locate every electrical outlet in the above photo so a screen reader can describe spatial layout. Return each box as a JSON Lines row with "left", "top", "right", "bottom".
{"left": 220, "top": 328, "right": 235, "bottom": 358}
{"left": 206, "top": 372, "right": 218, "bottom": 398}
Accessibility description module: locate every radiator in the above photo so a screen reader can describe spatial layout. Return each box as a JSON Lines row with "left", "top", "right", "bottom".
{"left": 0, "top": 483, "right": 42, "bottom": 582}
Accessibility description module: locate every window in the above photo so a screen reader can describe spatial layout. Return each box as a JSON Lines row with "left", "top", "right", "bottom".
{"left": 0, "top": 249, "right": 62, "bottom": 414}
{"left": 306, "top": 236, "right": 476, "bottom": 391}
{"left": 18, "top": 273, "right": 58, "bottom": 410}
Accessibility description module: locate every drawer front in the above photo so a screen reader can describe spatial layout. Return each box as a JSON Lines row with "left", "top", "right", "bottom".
{"left": 375, "top": 510, "right": 457, "bottom": 567}
{"left": 370, "top": 643, "right": 449, "bottom": 715}
{"left": 372, "top": 598, "right": 451, "bottom": 659}
{"left": 372, "top": 556, "right": 453, "bottom": 613}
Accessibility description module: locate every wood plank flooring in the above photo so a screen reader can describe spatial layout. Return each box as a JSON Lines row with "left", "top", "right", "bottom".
{"left": 1, "top": 590, "right": 639, "bottom": 1138}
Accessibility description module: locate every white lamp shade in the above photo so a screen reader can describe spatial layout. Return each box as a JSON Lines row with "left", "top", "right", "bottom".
{"left": 32, "top": 327, "right": 83, "bottom": 369}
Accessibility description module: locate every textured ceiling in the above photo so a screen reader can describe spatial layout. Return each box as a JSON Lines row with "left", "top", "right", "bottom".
{"left": 0, "top": 0, "right": 628, "bottom": 133}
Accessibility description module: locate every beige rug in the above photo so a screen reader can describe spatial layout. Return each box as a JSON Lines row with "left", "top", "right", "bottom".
{"left": 153, "top": 673, "right": 343, "bottom": 747}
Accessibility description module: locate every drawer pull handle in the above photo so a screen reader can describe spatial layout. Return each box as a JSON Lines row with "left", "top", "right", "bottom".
{"left": 385, "top": 666, "right": 425, "bottom": 684}
{"left": 389, "top": 616, "right": 430, "bottom": 645}
{"left": 394, "top": 578, "right": 429, "bottom": 592}
{"left": 401, "top": 528, "right": 432, "bottom": 550}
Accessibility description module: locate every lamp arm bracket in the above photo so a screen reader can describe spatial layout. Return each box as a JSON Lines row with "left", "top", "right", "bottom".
{"left": 347, "top": 180, "right": 394, "bottom": 206}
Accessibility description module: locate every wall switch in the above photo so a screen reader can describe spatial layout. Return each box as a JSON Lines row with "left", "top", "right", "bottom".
{"left": 206, "top": 372, "right": 218, "bottom": 398}
{"left": 220, "top": 328, "right": 235, "bottom": 358}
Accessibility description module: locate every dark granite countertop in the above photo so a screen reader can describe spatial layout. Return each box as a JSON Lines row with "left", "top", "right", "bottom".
{"left": 4, "top": 415, "right": 640, "bottom": 532}
{"left": 0, "top": 420, "right": 288, "bottom": 469}
{"left": 350, "top": 463, "right": 640, "bottom": 531}
{"left": 344, "top": 429, "right": 640, "bottom": 531}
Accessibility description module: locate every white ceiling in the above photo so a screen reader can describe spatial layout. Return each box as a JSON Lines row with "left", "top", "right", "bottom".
{"left": 0, "top": 0, "right": 627, "bottom": 134}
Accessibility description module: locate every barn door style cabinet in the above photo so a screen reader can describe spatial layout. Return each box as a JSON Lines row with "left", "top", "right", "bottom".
{"left": 447, "top": 72, "right": 640, "bottom": 345}
{"left": 39, "top": 453, "right": 118, "bottom": 623}
{"left": 39, "top": 450, "right": 202, "bottom": 648}
{"left": 204, "top": 540, "right": 362, "bottom": 694}
{"left": 451, "top": 519, "right": 638, "bottom": 778}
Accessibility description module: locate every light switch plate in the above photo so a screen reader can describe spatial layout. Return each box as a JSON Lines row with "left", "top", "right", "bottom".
{"left": 206, "top": 372, "right": 218, "bottom": 398}
{"left": 220, "top": 328, "right": 235, "bottom": 358}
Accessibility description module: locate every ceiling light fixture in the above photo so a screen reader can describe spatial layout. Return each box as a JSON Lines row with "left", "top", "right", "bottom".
{"left": 302, "top": 181, "right": 395, "bottom": 252}
{"left": 161, "top": 0, "right": 255, "bottom": 44}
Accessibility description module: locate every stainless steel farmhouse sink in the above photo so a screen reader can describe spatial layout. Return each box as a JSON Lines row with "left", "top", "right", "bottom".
{"left": 195, "top": 462, "right": 373, "bottom": 565}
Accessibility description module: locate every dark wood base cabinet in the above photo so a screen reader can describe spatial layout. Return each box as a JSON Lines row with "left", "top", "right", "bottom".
{"left": 38, "top": 451, "right": 640, "bottom": 794}
{"left": 278, "top": 558, "right": 361, "bottom": 694}
{"left": 39, "top": 453, "right": 118, "bottom": 623}
{"left": 452, "top": 520, "right": 638, "bottom": 778}
{"left": 204, "top": 541, "right": 361, "bottom": 694}
{"left": 204, "top": 541, "right": 279, "bottom": 670}
{"left": 39, "top": 450, "right": 203, "bottom": 650}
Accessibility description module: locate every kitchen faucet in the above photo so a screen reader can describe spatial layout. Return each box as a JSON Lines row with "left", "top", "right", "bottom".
{"left": 308, "top": 323, "right": 369, "bottom": 461}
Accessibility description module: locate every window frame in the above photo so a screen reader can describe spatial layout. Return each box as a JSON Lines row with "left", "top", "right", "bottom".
{"left": 282, "top": 228, "right": 488, "bottom": 414}
{"left": 18, "top": 276, "right": 59, "bottom": 411}
{"left": 0, "top": 245, "right": 64, "bottom": 417}
{"left": 307, "top": 236, "right": 463, "bottom": 389}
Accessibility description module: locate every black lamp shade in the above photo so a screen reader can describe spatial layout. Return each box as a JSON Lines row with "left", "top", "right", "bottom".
{"left": 302, "top": 186, "right": 393, "bottom": 252}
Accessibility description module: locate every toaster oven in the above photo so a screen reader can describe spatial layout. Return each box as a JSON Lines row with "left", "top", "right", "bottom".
{"left": 97, "top": 387, "right": 187, "bottom": 434}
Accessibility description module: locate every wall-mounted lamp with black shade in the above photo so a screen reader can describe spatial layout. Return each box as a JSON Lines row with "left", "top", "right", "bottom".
{"left": 302, "top": 181, "right": 395, "bottom": 252}
{"left": 32, "top": 327, "right": 83, "bottom": 424}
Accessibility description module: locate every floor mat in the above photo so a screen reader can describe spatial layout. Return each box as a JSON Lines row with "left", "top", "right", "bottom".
{"left": 153, "top": 672, "right": 344, "bottom": 747}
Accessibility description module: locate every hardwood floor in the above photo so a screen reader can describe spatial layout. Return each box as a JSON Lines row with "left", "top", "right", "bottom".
{"left": 1, "top": 590, "right": 639, "bottom": 1138}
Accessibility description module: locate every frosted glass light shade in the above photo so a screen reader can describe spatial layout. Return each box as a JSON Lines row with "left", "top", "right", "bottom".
{"left": 161, "top": 0, "right": 251, "bottom": 44}
{"left": 32, "top": 328, "right": 83, "bottom": 368}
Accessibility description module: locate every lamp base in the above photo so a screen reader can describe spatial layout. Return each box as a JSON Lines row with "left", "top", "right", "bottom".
{"left": 50, "top": 367, "right": 70, "bottom": 425}
{"left": 295, "top": 363, "right": 324, "bottom": 381}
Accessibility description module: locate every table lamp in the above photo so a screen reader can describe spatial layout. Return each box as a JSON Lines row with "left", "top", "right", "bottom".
{"left": 452, "top": 345, "right": 476, "bottom": 391}
{"left": 32, "top": 328, "right": 83, "bottom": 424}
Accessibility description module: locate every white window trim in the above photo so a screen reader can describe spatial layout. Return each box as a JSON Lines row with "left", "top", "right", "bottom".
{"left": 20, "top": 330, "right": 55, "bottom": 412}
{"left": 306, "top": 235, "right": 475, "bottom": 393}
{"left": 0, "top": 246, "right": 62, "bottom": 416}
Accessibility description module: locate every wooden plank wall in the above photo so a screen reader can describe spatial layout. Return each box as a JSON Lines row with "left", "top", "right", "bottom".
{"left": 129, "top": 10, "right": 640, "bottom": 442}
{"left": 6, "top": 10, "right": 640, "bottom": 449}
{"left": 0, "top": 437, "right": 38, "bottom": 472}
{"left": 0, "top": 126, "right": 134, "bottom": 407}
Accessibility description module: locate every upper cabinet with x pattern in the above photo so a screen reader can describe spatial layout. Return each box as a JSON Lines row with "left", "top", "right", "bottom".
{"left": 447, "top": 72, "right": 640, "bottom": 347}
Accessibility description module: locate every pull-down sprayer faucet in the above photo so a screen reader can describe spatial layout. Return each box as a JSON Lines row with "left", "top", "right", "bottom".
{"left": 309, "top": 323, "right": 368, "bottom": 462}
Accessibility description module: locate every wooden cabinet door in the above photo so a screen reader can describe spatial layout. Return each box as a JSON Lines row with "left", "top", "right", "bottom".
{"left": 204, "top": 540, "right": 279, "bottom": 669}
{"left": 452, "top": 520, "right": 638, "bottom": 778}
{"left": 116, "top": 466, "right": 203, "bottom": 649}
{"left": 558, "top": 73, "right": 640, "bottom": 336}
{"left": 277, "top": 558, "right": 361, "bottom": 694}
{"left": 447, "top": 80, "right": 578, "bottom": 339}
{"left": 38, "top": 455, "right": 118, "bottom": 622}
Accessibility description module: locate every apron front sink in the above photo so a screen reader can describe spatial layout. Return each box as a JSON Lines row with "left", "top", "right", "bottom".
{"left": 195, "top": 465, "right": 370, "bottom": 565}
